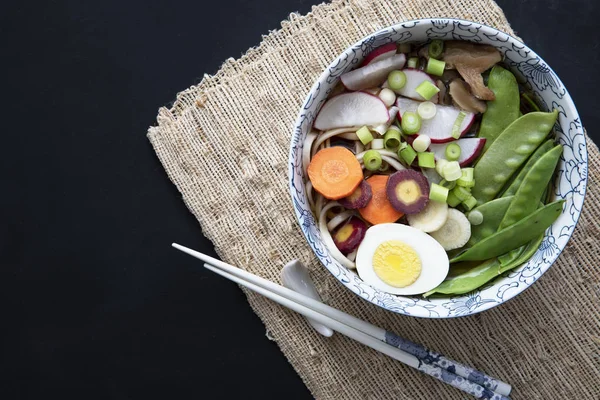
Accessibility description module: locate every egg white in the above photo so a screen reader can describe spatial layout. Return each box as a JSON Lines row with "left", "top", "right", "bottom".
{"left": 355, "top": 223, "right": 449, "bottom": 295}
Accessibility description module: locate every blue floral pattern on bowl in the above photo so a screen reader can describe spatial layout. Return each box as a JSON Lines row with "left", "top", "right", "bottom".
{"left": 288, "top": 19, "right": 587, "bottom": 318}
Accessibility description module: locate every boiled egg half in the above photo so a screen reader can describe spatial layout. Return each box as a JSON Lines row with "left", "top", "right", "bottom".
{"left": 355, "top": 223, "right": 449, "bottom": 295}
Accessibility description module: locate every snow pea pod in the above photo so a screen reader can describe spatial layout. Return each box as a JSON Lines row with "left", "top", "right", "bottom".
{"left": 501, "top": 139, "right": 555, "bottom": 197}
{"left": 499, "top": 145, "right": 563, "bottom": 229}
{"left": 424, "top": 258, "right": 500, "bottom": 296}
{"left": 478, "top": 65, "right": 520, "bottom": 151}
{"left": 497, "top": 200, "right": 544, "bottom": 267}
{"left": 450, "top": 200, "right": 564, "bottom": 262}
{"left": 467, "top": 196, "right": 513, "bottom": 246}
{"left": 498, "top": 245, "right": 525, "bottom": 266}
{"left": 498, "top": 232, "right": 544, "bottom": 274}
{"left": 425, "top": 233, "right": 544, "bottom": 296}
{"left": 472, "top": 110, "right": 558, "bottom": 205}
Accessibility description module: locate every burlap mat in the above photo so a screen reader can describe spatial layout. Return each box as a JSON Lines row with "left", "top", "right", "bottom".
{"left": 147, "top": 0, "right": 600, "bottom": 398}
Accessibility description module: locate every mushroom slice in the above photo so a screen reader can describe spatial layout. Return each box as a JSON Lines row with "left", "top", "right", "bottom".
{"left": 443, "top": 41, "right": 501, "bottom": 100}
{"left": 436, "top": 80, "right": 449, "bottom": 105}
{"left": 449, "top": 79, "right": 487, "bottom": 114}
{"left": 441, "top": 69, "right": 461, "bottom": 83}
{"left": 418, "top": 44, "right": 430, "bottom": 60}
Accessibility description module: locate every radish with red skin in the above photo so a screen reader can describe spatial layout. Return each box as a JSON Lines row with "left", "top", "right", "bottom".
{"left": 314, "top": 92, "right": 389, "bottom": 131}
{"left": 339, "top": 180, "right": 372, "bottom": 209}
{"left": 396, "top": 97, "right": 475, "bottom": 143}
{"left": 360, "top": 43, "right": 397, "bottom": 66}
{"left": 341, "top": 54, "right": 407, "bottom": 91}
{"left": 333, "top": 217, "right": 368, "bottom": 254}
{"left": 391, "top": 69, "right": 439, "bottom": 103}
{"left": 429, "top": 138, "right": 486, "bottom": 167}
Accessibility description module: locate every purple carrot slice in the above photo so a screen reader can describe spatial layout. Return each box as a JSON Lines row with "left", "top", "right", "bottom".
{"left": 339, "top": 180, "right": 373, "bottom": 209}
{"left": 333, "top": 217, "right": 368, "bottom": 254}
{"left": 385, "top": 169, "right": 430, "bottom": 214}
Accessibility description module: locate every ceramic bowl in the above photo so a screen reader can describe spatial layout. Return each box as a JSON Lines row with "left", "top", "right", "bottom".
{"left": 288, "top": 19, "right": 587, "bottom": 318}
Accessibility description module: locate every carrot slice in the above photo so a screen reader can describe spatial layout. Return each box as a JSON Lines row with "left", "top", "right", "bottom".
{"left": 307, "top": 147, "right": 363, "bottom": 200}
{"left": 359, "top": 175, "right": 404, "bottom": 224}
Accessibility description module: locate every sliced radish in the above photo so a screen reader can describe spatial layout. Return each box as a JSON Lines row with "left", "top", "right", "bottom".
{"left": 314, "top": 92, "right": 389, "bottom": 131}
{"left": 396, "top": 97, "right": 475, "bottom": 143}
{"left": 341, "top": 54, "right": 406, "bottom": 91}
{"left": 407, "top": 200, "right": 448, "bottom": 233}
{"left": 429, "top": 138, "right": 486, "bottom": 167}
{"left": 372, "top": 106, "right": 399, "bottom": 134}
{"left": 430, "top": 209, "right": 471, "bottom": 251}
{"left": 361, "top": 43, "right": 397, "bottom": 66}
{"left": 392, "top": 69, "right": 439, "bottom": 103}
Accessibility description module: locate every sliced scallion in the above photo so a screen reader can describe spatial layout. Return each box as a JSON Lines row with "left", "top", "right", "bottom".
{"left": 447, "top": 190, "right": 461, "bottom": 207}
{"left": 399, "top": 145, "right": 417, "bottom": 165}
{"left": 412, "top": 134, "right": 431, "bottom": 153}
{"left": 439, "top": 179, "right": 456, "bottom": 190}
{"left": 457, "top": 168, "right": 475, "bottom": 188}
{"left": 356, "top": 126, "right": 374, "bottom": 145}
{"left": 407, "top": 57, "right": 419, "bottom": 69}
{"left": 371, "top": 138, "right": 385, "bottom": 150}
{"left": 387, "top": 70, "right": 407, "bottom": 91}
{"left": 429, "top": 183, "right": 449, "bottom": 203}
{"left": 417, "top": 101, "right": 437, "bottom": 120}
{"left": 363, "top": 150, "right": 382, "bottom": 171}
{"left": 428, "top": 39, "right": 444, "bottom": 59}
{"left": 435, "top": 158, "right": 448, "bottom": 177}
{"left": 415, "top": 80, "right": 440, "bottom": 101}
{"left": 417, "top": 152, "right": 435, "bottom": 168}
{"left": 400, "top": 111, "right": 421, "bottom": 135}
{"left": 451, "top": 112, "right": 466, "bottom": 139}
{"left": 378, "top": 88, "right": 396, "bottom": 107}
{"left": 445, "top": 143, "right": 461, "bottom": 161}
{"left": 462, "top": 195, "right": 478, "bottom": 211}
{"left": 384, "top": 129, "right": 401, "bottom": 150}
{"left": 443, "top": 161, "right": 462, "bottom": 181}
{"left": 426, "top": 58, "right": 446, "bottom": 77}
{"left": 452, "top": 185, "right": 471, "bottom": 202}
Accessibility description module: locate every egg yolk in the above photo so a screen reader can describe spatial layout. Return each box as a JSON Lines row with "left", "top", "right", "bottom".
{"left": 372, "top": 240, "right": 421, "bottom": 287}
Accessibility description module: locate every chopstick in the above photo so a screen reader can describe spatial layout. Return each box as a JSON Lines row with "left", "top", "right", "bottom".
{"left": 202, "top": 262, "right": 507, "bottom": 400}
{"left": 173, "top": 243, "right": 511, "bottom": 395}
{"left": 172, "top": 243, "right": 511, "bottom": 399}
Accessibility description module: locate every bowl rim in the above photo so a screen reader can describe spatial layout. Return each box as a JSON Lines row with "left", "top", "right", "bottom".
{"left": 288, "top": 17, "right": 588, "bottom": 318}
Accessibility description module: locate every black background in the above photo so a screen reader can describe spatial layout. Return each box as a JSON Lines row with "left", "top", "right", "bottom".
{"left": 1, "top": 1, "right": 598, "bottom": 399}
